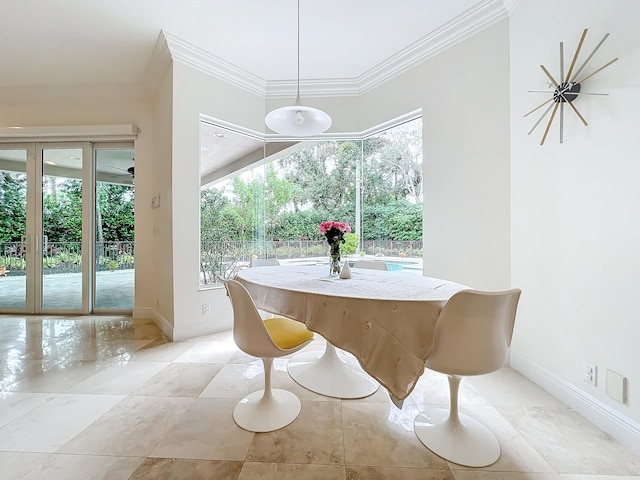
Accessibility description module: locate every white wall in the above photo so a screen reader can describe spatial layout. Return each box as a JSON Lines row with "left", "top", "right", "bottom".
{"left": 510, "top": 0, "right": 640, "bottom": 450}
{"left": 142, "top": 63, "right": 175, "bottom": 334}
{"left": 361, "top": 20, "right": 512, "bottom": 291}
{"left": 166, "top": 21, "right": 512, "bottom": 337}
{"left": 0, "top": 92, "right": 158, "bottom": 318}
{"left": 169, "top": 62, "right": 266, "bottom": 340}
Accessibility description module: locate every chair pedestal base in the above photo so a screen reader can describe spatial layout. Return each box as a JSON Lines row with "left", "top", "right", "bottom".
{"left": 233, "top": 388, "right": 301, "bottom": 432}
{"left": 287, "top": 342, "right": 379, "bottom": 399}
{"left": 414, "top": 408, "right": 500, "bottom": 467}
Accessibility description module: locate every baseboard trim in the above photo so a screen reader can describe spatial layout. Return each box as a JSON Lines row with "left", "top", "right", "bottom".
{"left": 132, "top": 307, "right": 232, "bottom": 342}
{"left": 133, "top": 307, "right": 174, "bottom": 340}
{"left": 510, "top": 350, "right": 640, "bottom": 456}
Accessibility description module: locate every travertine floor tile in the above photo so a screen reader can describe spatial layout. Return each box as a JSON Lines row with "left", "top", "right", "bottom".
{"left": 347, "top": 465, "right": 455, "bottom": 479}
{"left": 0, "top": 452, "right": 50, "bottom": 480}
{"left": 342, "top": 401, "right": 449, "bottom": 469}
{"left": 199, "top": 362, "right": 287, "bottom": 399}
{"left": 560, "top": 475, "right": 640, "bottom": 480}
{"left": 20, "top": 454, "right": 144, "bottom": 480}
{"left": 130, "top": 458, "right": 243, "bottom": 480}
{"left": 499, "top": 405, "right": 640, "bottom": 475}
{"left": 409, "top": 369, "right": 487, "bottom": 407}
{"left": 6, "top": 362, "right": 108, "bottom": 394}
{"left": 150, "top": 398, "right": 254, "bottom": 461}
{"left": 451, "top": 473, "right": 563, "bottom": 480}
{"left": 58, "top": 396, "right": 193, "bottom": 456}
{"left": 239, "top": 461, "right": 346, "bottom": 479}
{"left": 132, "top": 362, "right": 223, "bottom": 397}
{"left": 466, "top": 368, "right": 566, "bottom": 407}
{"left": 126, "top": 340, "right": 195, "bottom": 362}
{"left": 444, "top": 405, "right": 557, "bottom": 474}
{"left": 246, "top": 400, "right": 344, "bottom": 465}
{"left": 0, "top": 393, "right": 125, "bottom": 452}
{"left": 0, "top": 392, "right": 56, "bottom": 428}
{"left": 67, "top": 361, "right": 168, "bottom": 394}
{"left": 174, "top": 340, "right": 238, "bottom": 364}
{"left": 1, "top": 316, "right": 638, "bottom": 480}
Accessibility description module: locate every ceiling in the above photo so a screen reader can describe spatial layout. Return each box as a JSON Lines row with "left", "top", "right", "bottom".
{"left": 0, "top": 0, "right": 512, "bottom": 94}
{"left": 1, "top": 0, "right": 514, "bottom": 182}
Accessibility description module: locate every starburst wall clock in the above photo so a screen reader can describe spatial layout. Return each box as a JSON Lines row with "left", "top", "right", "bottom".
{"left": 524, "top": 28, "right": 618, "bottom": 145}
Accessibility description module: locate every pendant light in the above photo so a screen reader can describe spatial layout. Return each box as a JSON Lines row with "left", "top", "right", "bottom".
{"left": 265, "top": 0, "right": 332, "bottom": 136}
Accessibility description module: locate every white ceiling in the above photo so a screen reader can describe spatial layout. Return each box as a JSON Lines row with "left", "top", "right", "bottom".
{"left": 1, "top": 0, "right": 515, "bottom": 181}
{"left": 0, "top": 0, "right": 513, "bottom": 93}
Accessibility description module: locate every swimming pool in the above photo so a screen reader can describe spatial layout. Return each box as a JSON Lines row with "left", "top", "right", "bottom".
{"left": 384, "top": 260, "right": 422, "bottom": 272}
{"left": 284, "top": 257, "right": 422, "bottom": 273}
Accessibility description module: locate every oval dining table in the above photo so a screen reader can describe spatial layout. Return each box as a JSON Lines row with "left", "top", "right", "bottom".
{"left": 235, "top": 264, "right": 468, "bottom": 405}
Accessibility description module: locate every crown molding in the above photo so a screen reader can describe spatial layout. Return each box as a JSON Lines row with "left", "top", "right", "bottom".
{"left": 155, "top": 0, "right": 515, "bottom": 99}
{"left": 355, "top": 0, "right": 512, "bottom": 95}
{"left": 266, "top": 78, "right": 361, "bottom": 99}
{"left": 161, "top": 31, "right": 267, "bottom": 97}
{"left": 142, "top": 31, "right": 173, "bottom": 94}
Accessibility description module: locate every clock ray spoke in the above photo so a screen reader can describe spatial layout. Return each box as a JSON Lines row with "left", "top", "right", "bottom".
{"left": 560, "top": 102, "right": 564, "bottom": 143}
{"left": 527, "top": 90, "right": 608, "bottom": 96}
{"left": 563, "top": 97, "right": 588, "bottom": 126}
{"left": 560, "top": 42, "right": 565, "bottom": 82}
{"left": 527, "top": 103, "right": 555, "bottom": 135}
{"left": 575, "top": 58, "right": 619, "bottom": 84}
{"left": 540, "top": 65, "right": 560, "bottom": 88}
{"left": 572, "top": 33, "right": 610, "bottom": 81}
{"left": 540, "top": 102, "right": 560, "bottom": 146}
{"left": 524, "top": 97, "right": 554, "bottom": 118}
{"left": 564, "top": 28, "right": 588, "bottom": 83}
{"left": 570, "top": 91, "right": 608, "bottom": 96}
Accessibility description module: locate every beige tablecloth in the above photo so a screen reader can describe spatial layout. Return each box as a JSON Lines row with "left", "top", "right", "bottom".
{"left": 235, "top": 265, "right": 467, "bottom": 402}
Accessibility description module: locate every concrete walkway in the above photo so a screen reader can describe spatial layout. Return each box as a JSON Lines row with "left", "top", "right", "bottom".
{"left": 0, "top": 269, "right": 133, "bottom": 310}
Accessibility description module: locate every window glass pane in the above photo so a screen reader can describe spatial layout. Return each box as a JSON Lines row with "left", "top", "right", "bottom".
{"left": 42, "top": 148, "right": 84, "bottom": 309}
{"left": 200, "top": 124, "right": 266, "bottom": 285}
{"left": 94, "top": 148, "right": 135, "bottom": 309}
{"left": 199, "top": 116, "right": 423, "bottom": 286}
{"left": 361, "top": 118, "right": 423, "bottom": 269}
{"left": 0, "top": 149, "right": 27, "bottom": 308}
{"left": 266, "top": 139, "right": 358, "bottom": 262}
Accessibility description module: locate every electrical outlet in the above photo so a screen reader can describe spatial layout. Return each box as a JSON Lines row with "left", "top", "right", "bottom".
{"left": 202, "top": 303, "right": 210, "bottom": 316}
{"left": 583, "top": 363, "right": 597, "bottom": 386}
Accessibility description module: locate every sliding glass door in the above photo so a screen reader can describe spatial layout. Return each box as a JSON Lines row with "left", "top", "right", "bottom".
{"left": 94, "top": 146, "right": 135, "bottom": 310}
{"left": 0, "top": 145, "right": 30, "bottom": 310}
{"left": 38, "top": 143, "right": 91, "bottom": 312}
{"left": 0, "top": 142, "right": 134, "bottom": 314}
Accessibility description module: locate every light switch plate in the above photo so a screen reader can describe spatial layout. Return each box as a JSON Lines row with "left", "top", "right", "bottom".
{"left": 605, "top": 369, "right": 626, "bottom": 403}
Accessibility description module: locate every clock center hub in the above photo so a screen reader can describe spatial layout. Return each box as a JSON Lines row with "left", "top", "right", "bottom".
{"left": 553, "top": 82, "right": 581, "bottom": 103}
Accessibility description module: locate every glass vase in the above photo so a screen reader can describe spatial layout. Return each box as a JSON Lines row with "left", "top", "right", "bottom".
{"left": 329, "top": 243, "right": 341, "bottom": 276}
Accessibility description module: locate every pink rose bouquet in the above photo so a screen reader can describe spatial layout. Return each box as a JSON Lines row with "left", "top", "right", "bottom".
{"left": 320, "top": 221, "right": 351, "bottom": 275}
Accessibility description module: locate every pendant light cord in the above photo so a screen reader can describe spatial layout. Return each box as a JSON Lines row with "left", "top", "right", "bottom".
{"left": 295, "top": 0, "right": 301, "bottom": 105}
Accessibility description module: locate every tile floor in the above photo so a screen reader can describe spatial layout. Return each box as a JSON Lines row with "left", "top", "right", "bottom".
{"left": 0, "top": 315, "right": 639, "bottom": 480}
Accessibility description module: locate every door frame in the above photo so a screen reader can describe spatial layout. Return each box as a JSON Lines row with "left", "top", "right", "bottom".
{"left": 34, "top": 142, "right": 93, "bottom": 314}
{"left": 0, "top": 140, "right": 134, "bottom": 314}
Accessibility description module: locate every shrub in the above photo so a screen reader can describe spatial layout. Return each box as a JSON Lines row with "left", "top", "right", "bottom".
{"left": 342, "top": 233, "right": 358, "bottom": 255}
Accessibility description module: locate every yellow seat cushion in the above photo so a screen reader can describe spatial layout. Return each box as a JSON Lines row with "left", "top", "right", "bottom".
{"left": 263, "top": 317, "right": 313, "bottom": 349}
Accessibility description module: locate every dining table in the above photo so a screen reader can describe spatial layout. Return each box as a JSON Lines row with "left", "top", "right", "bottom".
{"left": 235, "top": 264, "right": 468, "bottom": 405}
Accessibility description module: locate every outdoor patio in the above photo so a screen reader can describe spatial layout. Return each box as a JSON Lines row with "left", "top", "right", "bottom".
{"left": 0, "top": 269, "right": 134, "bottom": 311}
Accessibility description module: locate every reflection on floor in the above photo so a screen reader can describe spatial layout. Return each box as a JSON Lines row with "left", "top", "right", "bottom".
{"left": 0, "top": 315, "right": 639, "bottom": 480}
